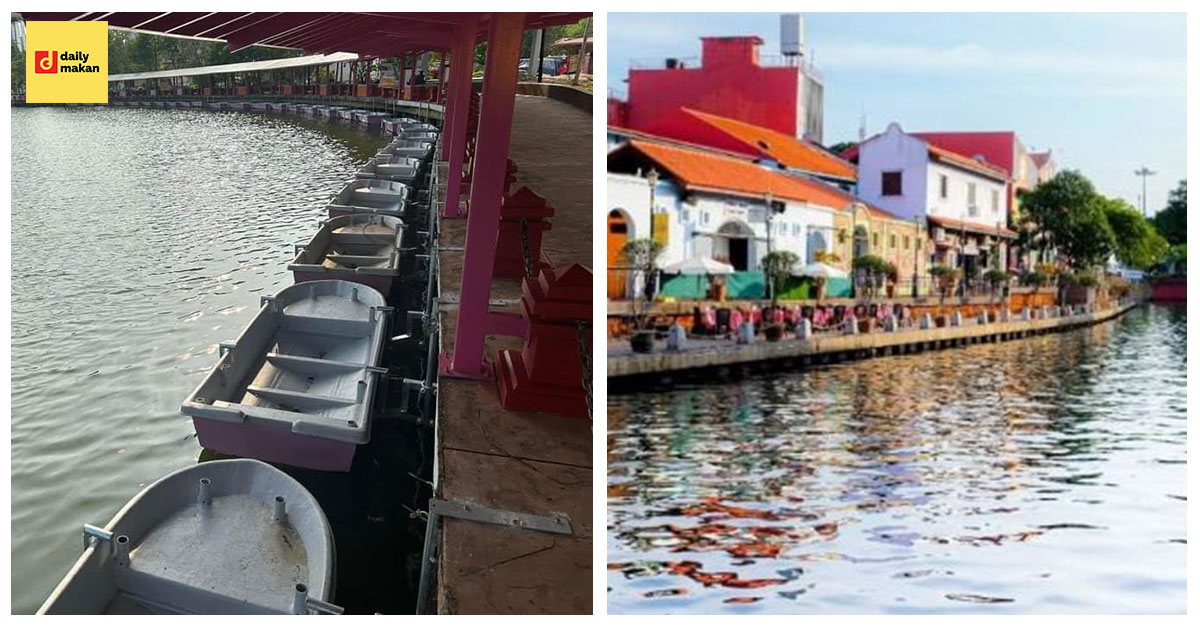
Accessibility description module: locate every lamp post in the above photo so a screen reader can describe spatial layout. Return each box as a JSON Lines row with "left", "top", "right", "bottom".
{"left": 1134, "top": 166, "right": 1156, "bottom": 217}
{"left": 647, "top": 167, "right": 659, "bottom": 243}
{"left": 764, "top": 190, "right": 774, "bottom": 303}
{"left": 912, "top": 215, "right": 922, "bottom": 298}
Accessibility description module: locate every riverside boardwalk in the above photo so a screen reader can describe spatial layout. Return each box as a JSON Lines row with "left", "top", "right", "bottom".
{"left": 609, "top": 299, "right": 1142, "bottom": 381}
{"left": 434, "top": 94, "right": 592, "bottom": 613}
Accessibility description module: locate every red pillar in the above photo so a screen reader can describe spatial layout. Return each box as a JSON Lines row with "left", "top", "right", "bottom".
{"left": 442, "top": 13, "right": 479, "bottom": 219}
{"left": 441, "top": 12, "right": 525, "bottom": 380}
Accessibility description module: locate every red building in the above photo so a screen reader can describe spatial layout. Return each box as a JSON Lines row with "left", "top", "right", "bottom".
{"left": 609, "top": 33, "right": 824, "bottom": 144}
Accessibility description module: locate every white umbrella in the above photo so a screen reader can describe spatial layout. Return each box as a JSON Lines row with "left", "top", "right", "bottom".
{"left": 659, "top": 257, "right": 736, "bottom": 275}
{"left": 793, "top": 262, "right": 848, "bottom": 279}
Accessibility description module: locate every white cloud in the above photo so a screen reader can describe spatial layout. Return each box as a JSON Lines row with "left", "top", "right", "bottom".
{"left": 818, "top": 40, "right": 1185, "bottom": 84}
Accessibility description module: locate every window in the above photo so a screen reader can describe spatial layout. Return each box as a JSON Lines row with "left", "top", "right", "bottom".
{"left": 967, "top": 182, "right": 978, "bottom": 216}
{"left": 904, "top": 235, "right": 910, "bottom": 249}
{"left": 991, "top": 189, "right": 1000, "bottom": 213}
{"left": 882, "top": 171, "right": 903, "bottom": 196}
{"left": 890, "top": 234, "right": 897, "bottom": 249}
{"left": 939, "top": 174, "right": 948, "bottom": 199}
{"left": 872, "top": 232, "right": 880, "bottom": 248}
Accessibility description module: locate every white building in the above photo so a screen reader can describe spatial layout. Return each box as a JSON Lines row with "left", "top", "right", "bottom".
{"left": 606, "top": 137, "right": 849, "bottom": 299}
{"left": 854, "top": 123, "right": 1014, "bottom": 275}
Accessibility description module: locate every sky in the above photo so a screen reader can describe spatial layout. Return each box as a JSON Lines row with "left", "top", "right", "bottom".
{"left": 608, "top": 12, "right": 1187, "bottom": 215}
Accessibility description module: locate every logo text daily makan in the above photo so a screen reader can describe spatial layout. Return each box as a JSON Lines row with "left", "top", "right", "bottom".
{"left": 42, "top": 51, "right": 101, "bottom": 73}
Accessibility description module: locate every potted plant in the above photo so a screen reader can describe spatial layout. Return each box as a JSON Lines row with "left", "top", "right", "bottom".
{"left": 929, "top": 265, "right": 959, "bottom": 304}
{"left": 620, "top": 238, "right": 664, "bottom": 353}
{"left": 983, "top": 269, "right": 1008, "bottom": 303}
{"left": 852, "top": 254, "right": 889, "bottom": 300}
{"left": 760, "top": 250, "right": 798, "bottom": 342}
{"left": 884, "top": 261, "right": 899, "bottom": 298}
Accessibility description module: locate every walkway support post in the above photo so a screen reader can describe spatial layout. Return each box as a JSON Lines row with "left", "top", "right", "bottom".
{"left": 442, "top": 13, "right": 479, "bottom": 218}
{"left": 442, "top": 12, "right": 525, "bottom": 380}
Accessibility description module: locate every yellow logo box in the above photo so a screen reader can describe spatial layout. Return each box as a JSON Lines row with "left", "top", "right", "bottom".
{"left": 26, "top": 21, "right": 109, "bottom": 103}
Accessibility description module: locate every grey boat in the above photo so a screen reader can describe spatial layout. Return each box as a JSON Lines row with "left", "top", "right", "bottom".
{"left": 38, "top": 459, "right": 339, "bottom": 615}
{"left": 378, "top": 140, "right": 433, "bottom": 160}
{"left": 357, "top": 154, "right": 423, "bottom": 185}
{"left": 289, "top": 214, "right": 407, "bottom": 297}
{"left": 181, "top": 280, "right": 390, "bottom": 472}
{"left": 326, "top": 178, "right": 409, "bottom": 219}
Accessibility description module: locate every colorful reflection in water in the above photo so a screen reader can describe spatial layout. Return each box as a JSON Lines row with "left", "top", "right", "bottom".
{"left": 608, "top": 304, "right": 1186, "bottom": 613}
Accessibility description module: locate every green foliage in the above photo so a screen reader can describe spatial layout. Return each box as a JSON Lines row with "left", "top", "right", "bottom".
{"left": 107, "top": 30, "right": 302, "bottom": 76}
{"left": 1020, "top": 170, "right": 1116, "bottom": 270}
{"left": 1102, "top": 197, "right": 1169, "bottom": 269}
{"left": 12, "top": 42, "right": 25, "bottom": 93}
{"left": 619, "top": 238, "right": 663, "bottom": 273}
{"left": 1154, "top": 180, "right": 1186, "bottom": 246}
{"left": 983, "top": 269, "right": 1009, "bottom": 286}
{"left": 1019, "top": 270, "right": 1049, "bottom": 288}
{"left": 761, "top": 250, "right": 799, "bottom": 304}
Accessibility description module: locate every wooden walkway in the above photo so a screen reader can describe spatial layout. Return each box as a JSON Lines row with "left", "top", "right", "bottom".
{"left": 609, "top": 301, "right": 1142, "bottom": 380}
{"left": 433, "top": 95, "right": 592, "bottom": 614}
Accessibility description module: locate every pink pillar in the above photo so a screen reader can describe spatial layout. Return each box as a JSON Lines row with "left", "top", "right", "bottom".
{"left": 441, "top": 13, "right": 479, "bottom": 219}
{"left": 441, "top": 12, "right": 525, "bottom": 380}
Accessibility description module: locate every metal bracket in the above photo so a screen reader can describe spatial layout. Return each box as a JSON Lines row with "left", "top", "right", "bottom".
{"left": 428, "top": 499, "right": 571, "bottom": 535}
{"left": 83, "top": 524, "right": 113, "bottom": 550}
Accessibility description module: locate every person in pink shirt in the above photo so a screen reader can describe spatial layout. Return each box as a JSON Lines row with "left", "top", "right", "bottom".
{"left": 729, "top": 309, "right": 744, "bottom": 337}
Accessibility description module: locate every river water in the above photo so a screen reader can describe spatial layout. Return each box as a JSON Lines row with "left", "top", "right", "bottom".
{"left": 10, "top": 106, "right": 388, "bottom": 614}
{"left": 608, "top": 304, "right": 1186, "bottom": 613}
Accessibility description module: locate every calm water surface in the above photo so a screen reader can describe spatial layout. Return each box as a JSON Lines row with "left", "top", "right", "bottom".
{"left": 10, "top": 107, "right": 388, "bottom": 613}
{"left": 608, "top": 304, "right": 1186, "bottom": 613}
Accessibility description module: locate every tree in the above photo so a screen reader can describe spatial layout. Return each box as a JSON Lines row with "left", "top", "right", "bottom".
{"left": 619, "top": 238, "right": 664, "bottom": 329}
{"left": 1020, "top": 170, "right": 1114, "bottom": 270}
{"left": 760, "top": 250, "right": 799, "bottom": 306}
{"left": 1102, "top": 197, "right": 1168, "bottom": 269}
{"left": 1154, "top": 180, "right": 1186, "bottom": 246}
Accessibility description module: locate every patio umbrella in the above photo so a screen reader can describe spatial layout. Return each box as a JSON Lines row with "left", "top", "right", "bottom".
{"left": 793, "top": 262, "right": 848, "bottom": 279}
{"left": 660, "top": 257, "right": 736, "bottom": 275}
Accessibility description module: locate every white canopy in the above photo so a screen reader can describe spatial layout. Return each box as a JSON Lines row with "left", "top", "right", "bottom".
{"left": 793, "top": 262, "right": 848, "bottom": 279}
{"left": 660, "top": 257, "right": 736, "bottom": 275}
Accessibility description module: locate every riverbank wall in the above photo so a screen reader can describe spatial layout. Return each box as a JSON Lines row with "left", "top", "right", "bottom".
{"left": 608, "top": 298, "right": 1144, "bottom": 383}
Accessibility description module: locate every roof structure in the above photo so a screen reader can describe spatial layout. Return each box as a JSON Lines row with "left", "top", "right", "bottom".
{"left": 615, "top": 138, "right": 900, "bottom": 221}
{"left": 1029, "top": 150, "right": 1053, "bottom": 168}
{"left": 910, "top": 131, "right": 1018, "bottom": 176}
{"left": 681, "top": 108, "right": 857, "bottom": 181}
{"left": 841, "top": 132, "right": 1008, "bottom": 182}
{"left": 18, "top": 12, "right": 588, "bottom": 57}
{"left": 108, "top": 52, "right": 358, "bottom": 82}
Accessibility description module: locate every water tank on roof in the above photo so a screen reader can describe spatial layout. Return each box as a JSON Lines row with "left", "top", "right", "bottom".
{"left": 781, "top": 14, "right": 806, "bottom": 57}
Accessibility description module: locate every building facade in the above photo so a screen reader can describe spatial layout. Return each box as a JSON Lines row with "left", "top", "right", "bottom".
{"left": 855, "top": 123, "right": 1014, "bottom": 280}
{"left": 609, "top": 30, "right": 825, "bottom": 144}
{"left": 607, "top": 134, "right": 922, "bottom": 300}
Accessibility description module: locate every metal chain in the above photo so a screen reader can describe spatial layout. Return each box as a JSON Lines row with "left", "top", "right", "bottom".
{"left": 575, "top": 319, "right": 592, "bottom": 421}
{"left": 519, "top": 217, "right": 534, "bottom": 277}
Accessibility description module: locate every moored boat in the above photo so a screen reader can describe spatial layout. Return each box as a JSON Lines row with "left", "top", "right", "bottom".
{"left": 377, "top": 140, "right": 433, "bottom": 160}
{"left": 289, "top": 214, "right": 407, "bottom": 297}
{"left": 357, "top": 154, "right": 423, "bottom": 185}
{"left": 326, "top": 178, "right": 409, "bottom": 218}
{"left": 180, "top": 280, "right": 390, "bottom": 472}
{"left": 38, "top": 459, "right": 339, "bottom": 614}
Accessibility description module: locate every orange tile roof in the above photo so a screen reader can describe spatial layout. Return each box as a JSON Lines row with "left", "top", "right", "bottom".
{"left": 681, "top": 108, "right": 858, "bottom": 181}
{"left": 627, "top": 139, "right": 901, "bottom": 221}
{"left": 927, "top": 145, "right": 1008, "bottom": 181}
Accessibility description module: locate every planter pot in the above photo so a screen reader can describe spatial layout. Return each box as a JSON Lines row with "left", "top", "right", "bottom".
{"left": 934, "top": 315, "right": 948, "bottom": 328}
{"left": 630, "top": 331, "right": 655, "bottom": 354}
{"left": 763, "top": 324, "right": 784, "bottom": 342}
{"left": 858, "top": 319, "right": 875, "bottom": 334}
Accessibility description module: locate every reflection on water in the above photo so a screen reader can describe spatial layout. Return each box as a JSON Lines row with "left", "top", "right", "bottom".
{"left": 608, "top": 305, "right": 1186, "bottom": 613}
{"left": 10, "top": 107, "right": 388, "bottom": 614}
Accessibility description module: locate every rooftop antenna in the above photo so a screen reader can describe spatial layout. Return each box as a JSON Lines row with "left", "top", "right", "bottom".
{"left": 1134, "top": 166, "right": 1156, "bottom": 217}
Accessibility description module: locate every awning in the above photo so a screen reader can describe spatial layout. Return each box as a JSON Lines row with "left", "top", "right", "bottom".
{"left": 660, "top": 257, "right": 735, "bottom": 275}
{"left": 793, "top": 262, "right": 848, "bottom": 279}
{"left": 927, "top": 215, "right": 1017, "bottom": 239}
{"left": 109, "top": 52, "right": 359, "bottom": 82}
